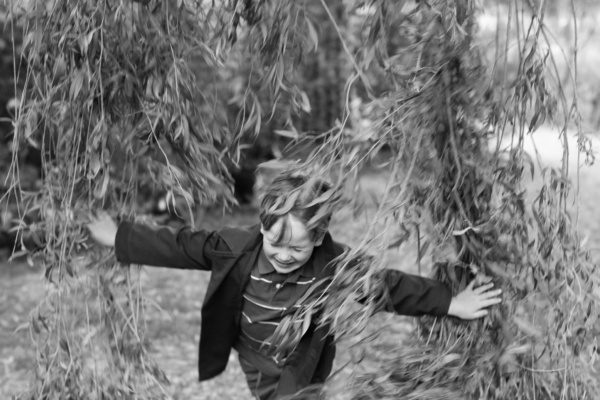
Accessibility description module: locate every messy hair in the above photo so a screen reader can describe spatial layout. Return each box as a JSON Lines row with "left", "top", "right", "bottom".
{"left": 259, "top": 170, "right": 333, "bottom": 243}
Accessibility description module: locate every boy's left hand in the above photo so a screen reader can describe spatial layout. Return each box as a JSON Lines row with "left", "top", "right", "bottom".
{"left": 447, "top": 281, "right": 502, "bottom": 320}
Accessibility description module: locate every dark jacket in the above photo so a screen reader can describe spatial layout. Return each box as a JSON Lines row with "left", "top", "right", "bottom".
{"left": 114, "top": 221, "right": 452, "bottom": 396}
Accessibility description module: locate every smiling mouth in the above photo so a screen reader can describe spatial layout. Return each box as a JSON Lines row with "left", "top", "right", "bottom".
{"left": 275, "top": 259, "right": 295, "bottom": 266}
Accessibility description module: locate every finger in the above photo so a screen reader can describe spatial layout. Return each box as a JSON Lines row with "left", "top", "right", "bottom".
{"left": 466, "top": 280, "right": 476, "bottom": 290}
{"left": 480, "top": 288, "right": 502, "bottom": 299}
{"left": 475, "top": 282, "right": 495, "bottom": 293}
{"left": 479, "top": 297, "right": 502, "bottom": 307}
{"left": 489, "top": 297, "right": 503, "bottom": 305}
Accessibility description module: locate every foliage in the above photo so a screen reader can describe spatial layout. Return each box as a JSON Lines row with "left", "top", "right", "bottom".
{"left": 5, "top": 0, "right": 599, "bottom": 399}
{"left": 6, "top": 0, "right": 246, "bottom": 397}
{"left": 5, "top": 0, "right": 345, "bottom": 397}
{"left": 0, "top": 7, "right": 22, "bottom": 141}
{"left": 0, "top": 4, "right": 29, "bottom": 249}
{"left": 277, "top": 0, "right": 599, "bottom": 399}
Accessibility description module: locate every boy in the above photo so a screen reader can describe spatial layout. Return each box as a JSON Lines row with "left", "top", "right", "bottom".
{"left": 87, "top": 170, "right": 502, "bottom": 399}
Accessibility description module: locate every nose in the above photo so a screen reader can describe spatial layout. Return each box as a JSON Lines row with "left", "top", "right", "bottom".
{"left": 277, "top": 250, "right": 293, "bottom": 263}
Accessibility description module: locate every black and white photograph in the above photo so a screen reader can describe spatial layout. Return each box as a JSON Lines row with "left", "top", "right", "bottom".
{"left": 0, "top": 0, "right": 598, "bottom": 399}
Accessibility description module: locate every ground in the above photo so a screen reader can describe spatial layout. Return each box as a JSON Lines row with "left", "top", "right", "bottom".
{"left": 1, "top": 128, "right": 599, "bottom": 399}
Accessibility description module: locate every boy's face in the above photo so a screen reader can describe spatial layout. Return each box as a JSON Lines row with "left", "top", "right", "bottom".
{"left": 260, "top": 214, "right": 324, "bottom": 274}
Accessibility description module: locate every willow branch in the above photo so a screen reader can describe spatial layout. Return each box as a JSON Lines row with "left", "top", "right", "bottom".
{"left": 317, "top": 0, "right": 373, "bottom": 97}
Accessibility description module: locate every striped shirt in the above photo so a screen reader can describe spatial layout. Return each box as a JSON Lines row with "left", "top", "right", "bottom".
{"left": 234, "top": 248, "right": 317, "bottom": 371}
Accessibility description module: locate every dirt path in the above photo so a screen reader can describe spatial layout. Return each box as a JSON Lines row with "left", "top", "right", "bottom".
{"left": 0, "top": 260, "right": 44, "bottom": 398}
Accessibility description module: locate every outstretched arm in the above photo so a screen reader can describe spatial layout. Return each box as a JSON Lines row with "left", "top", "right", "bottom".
{"left": 86, "top": 211, "right": 216, "bottom": 270}
{"left": 447, "top": 281, "right": 502, "bottom": 320}
{"left": 382, "top": 269, "right": 501, "bottom": 320}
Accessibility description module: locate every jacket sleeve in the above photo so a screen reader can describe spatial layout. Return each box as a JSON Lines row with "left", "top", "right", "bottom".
{"left": 114, "top": 221, "right": 222, "bottom": 270}
{"left": 382, "top": 269, "right": 453, "bottom": 317}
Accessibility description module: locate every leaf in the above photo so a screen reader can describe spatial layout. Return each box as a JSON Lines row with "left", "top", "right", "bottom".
{"left": 530, "top": 106, "right": 546, "bottom": 133}
{"left": 301, "top": 312, "right": 312, "bottom": 336}
{"left": 79, "top": 29, "right": 95, "bottom": 55}
{"left": 14, "top": 322, "right": 30, "bottom": 334}
{"left": 69, "top": 70, "right": 85, "bottom": 100}
{"left": 88, "top": 151, "right": 102, "bottom": 179}
{"left": 31, "top": 316, "right": 40, "bottom": 335}
{"left": 295, "top": 277, "right": 332, "bottom": 305}
{"left": 59, "top": 338, "right": 70, "bottom": 355}
{"left": 299, "top": 91, "right": 311, "bottom": 113}
{"left": 274, "top": 129, "right": 298, "bottom": 139}
{"left": 367, "top": 16, "right": 381, "bottom": 46}
{"left": 276, "top": 58, "right": 285, "bottom": 89}
{"left": 305, "top": 18, "right": 318, "bottom": 51}
{"left": 271, "top": 190, "right": 301, "bottom": 215}
{"left": 439, "top": 353, "right": 461, "bottom": 365}
{"left": 53, "top": 56, "right": 66, "bottom": 79}
{"left": 304, "top": 188, "right": 335, "bottom": 208}
{"left": 362, "top": 47, "right": 375, "bottom": 68}
{"left": 93, "top": 171, "right": 110, "bottom": 199}
{"left": 145, "top": 75, "right": 155, "bottom": 99}
{"left": 513, "top": 316, "right": 541, "bottom": 337}
{"left": 242, "top": 112, "right": 257, "bottom": 134}
{"left": 306, "top": 202, "right": 333, "bottom": 230}
{"left": 179, "top": 81, "right": 194, "bottom": 102}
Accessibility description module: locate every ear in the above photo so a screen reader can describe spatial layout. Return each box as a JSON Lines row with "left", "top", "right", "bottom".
{"left": 260, "top": 224, "right": 266, "bottom": 235}
{"left": 313, "top": 230, "right": 325, "bottom": 247}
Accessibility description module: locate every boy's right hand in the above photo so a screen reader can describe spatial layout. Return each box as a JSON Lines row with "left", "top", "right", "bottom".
{"left": 87, "top": 211, "right": 117, "bottom": 247}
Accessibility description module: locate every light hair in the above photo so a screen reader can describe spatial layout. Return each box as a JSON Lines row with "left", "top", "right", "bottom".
{"left": 259, "top": 170, "right": 332, "bottom": 243}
